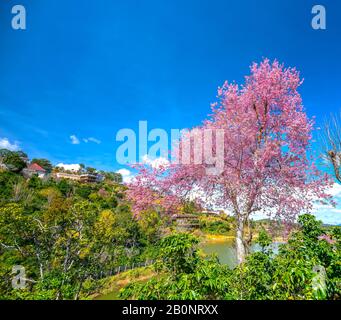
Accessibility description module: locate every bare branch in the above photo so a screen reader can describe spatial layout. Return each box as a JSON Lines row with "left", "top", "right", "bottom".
{"left": 320, "top": 111, "right": 341, "bottom": 183}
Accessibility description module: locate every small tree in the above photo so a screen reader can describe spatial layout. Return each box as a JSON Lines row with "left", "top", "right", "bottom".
{"left": 104, "top": 172, "right": 123, "bottom": 184}
{"left": 1, "top": 150, "right": 26, "bottom": 173}
{"left": 85, "top": 167, "right": 96, "bottom": 174}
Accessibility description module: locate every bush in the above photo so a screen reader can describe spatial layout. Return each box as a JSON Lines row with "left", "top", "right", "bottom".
{"left": 121, "top": 215, "right": 341, "bottom": 300}
{"left": 199, "top": 216, "right": 231, "bottom": 235}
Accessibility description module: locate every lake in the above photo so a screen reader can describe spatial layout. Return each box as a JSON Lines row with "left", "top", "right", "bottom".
{"left": 201, "top": 239, "right": 282, "bottom": 268}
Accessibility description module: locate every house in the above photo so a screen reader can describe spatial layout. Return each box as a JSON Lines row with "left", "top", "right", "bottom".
{"left": 80, "top": 174, "right": 97, "bottom": 183}
{"left": 24, "top": 163, "right": 47, "bottom": 178}
{"left": 54, "top": 172, "right": 81, "bottom": 181}
{"left": 53, "top": 172, "right": 100, "bottom": 183}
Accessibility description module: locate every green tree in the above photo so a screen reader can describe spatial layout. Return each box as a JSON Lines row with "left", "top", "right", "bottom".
{"left": 56, "top": 179, "right": 73, "bottom": 197}
{"left": 2, "top": 151, "right": 26, "bottom": 172}
{"left": 138, "top": 209, "right": 162, "bottom": 244}
{"left": 85, "top": 167, "right": 96, "bottom": 174}
{"left": 104, "top": 172, "right": 123, "bottom": 184}
{"left": 27, "top": 175, "right": 43, "bottom": 190}
{"left": 256, "top": 228, "right": 272, "bottom": 253}
{"left": 0, "top": 171, "right": 23, "bottom": 202}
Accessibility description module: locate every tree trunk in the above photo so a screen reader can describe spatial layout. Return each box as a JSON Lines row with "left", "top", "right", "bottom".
{"left": 236, "top": 217, "right": 246, "bottom": 264}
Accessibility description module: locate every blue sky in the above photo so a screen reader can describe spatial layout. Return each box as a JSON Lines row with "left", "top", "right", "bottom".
{"left": 0, "top": 0, "right": 341, "bottom": 223}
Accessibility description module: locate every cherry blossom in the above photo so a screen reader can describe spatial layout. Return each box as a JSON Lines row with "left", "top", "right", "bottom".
{"left": 127, "top": 59, "right": 333, "bottom": 263}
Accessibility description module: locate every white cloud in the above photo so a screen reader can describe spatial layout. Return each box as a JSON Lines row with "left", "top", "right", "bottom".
{"left": 326, "top": 182, "right": 341, "bottom": 198}
{"left": 116, "top": 168, "right": 134, "bottom": 183}
{"left": 205, "top": 182, "right": 341, "bottom": 226}
{"left": 83, "top": 137, "right": 101, "bottom": 144}
{"left": 142, "top": 155, "right": 170, "bottom": 169}
{"left": 310, "top": 182, "right": 341, "bottom": 225}
{"left": 70, "top": 135, "right": 80, "bottom": 145}
{"left": 117, "top": 168, "right": 130, "bottom": 176}
{"left": 311, "top": 209, "right": 341, "bottom": 225}
{"left": 249, "top": 183, "right": 341, "bottom": 225}
{"left": 56, "top": 163, "right": 81, "bottom": 172}
{"left": 0, "top": 137, "right": 19, "bottom": 151}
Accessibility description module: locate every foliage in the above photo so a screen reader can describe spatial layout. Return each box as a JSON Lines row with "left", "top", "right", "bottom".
{"left": 256, "top": 228, "right": 272, "bottom": 252}
{"left": 102, "top": 172, "right": 123, "bottom": 184}
{"left": 137, "top": 209, "right": 163, "bottom": 244}
{"left": 0, "top": 171, "right": 24, "bottom": 203}
{"left": 227, "top": 215, "right": 340, "bottom": 300}
{"left": 199, "top": 215, "right": 232, "bottom": 235}
{"left": 1, "top": 150, "right": 27, "bottom": 173}
{"left": 1, "top": 161, "right": 339, "bottom": 300}
{"left": 0, "top": 169, "right": 163, "bottom": 300}
{"left": 121, "top": 215, "right": 341, "bottom": 300}
{"left": 27, "top": 175, "right": 43, "bottom": 190}
{"left": 86, "top": 167, "right": 96, "bottom": 174}
{"left": 120, "top": 233, "right": 231, "bottom": 300}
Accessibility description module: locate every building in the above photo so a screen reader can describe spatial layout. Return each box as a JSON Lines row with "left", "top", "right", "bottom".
{"left": 54, "top": 172, "right": 81, "bottom": 181}
{"left": 80, "top": 174, "right": 97, "bottom": 183}
{"left": 171, "top": 214, "right": 200, "bottom": 231}
{"left": 54, "top": 172, "right": 100, "bottom": 183}
{"left": 24, "top": 163, "right": 47, "bottom": 178}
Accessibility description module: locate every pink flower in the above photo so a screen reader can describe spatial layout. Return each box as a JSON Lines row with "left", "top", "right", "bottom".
{"left": 318, "top": 234, "right": 336, "bottom": 244}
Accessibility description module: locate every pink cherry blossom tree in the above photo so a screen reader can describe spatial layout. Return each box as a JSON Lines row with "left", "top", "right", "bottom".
{"left": 127, "top": 59, "right": 332, "bottom": 264}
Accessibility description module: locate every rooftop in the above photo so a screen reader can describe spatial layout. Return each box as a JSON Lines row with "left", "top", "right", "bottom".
{"left": 28, "top": 163, "right": 46, "bottom": 172}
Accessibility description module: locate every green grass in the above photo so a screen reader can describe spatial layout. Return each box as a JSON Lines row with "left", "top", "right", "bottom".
{"left": 92, "top": 266, "right": 155, "bottom": 300}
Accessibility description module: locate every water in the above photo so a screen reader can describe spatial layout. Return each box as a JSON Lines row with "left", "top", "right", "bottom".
{"left": 201, "top": 240, "right": 281, "bottom": 268}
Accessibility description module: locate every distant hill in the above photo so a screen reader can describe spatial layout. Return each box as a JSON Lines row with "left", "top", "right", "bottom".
{"left": 322, "top": 223, "right": 341, "bottom": 227}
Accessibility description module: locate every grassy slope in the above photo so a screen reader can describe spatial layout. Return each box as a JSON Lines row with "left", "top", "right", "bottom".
{"left": 91, "top": 266, "right": 156, "bottom": 300}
